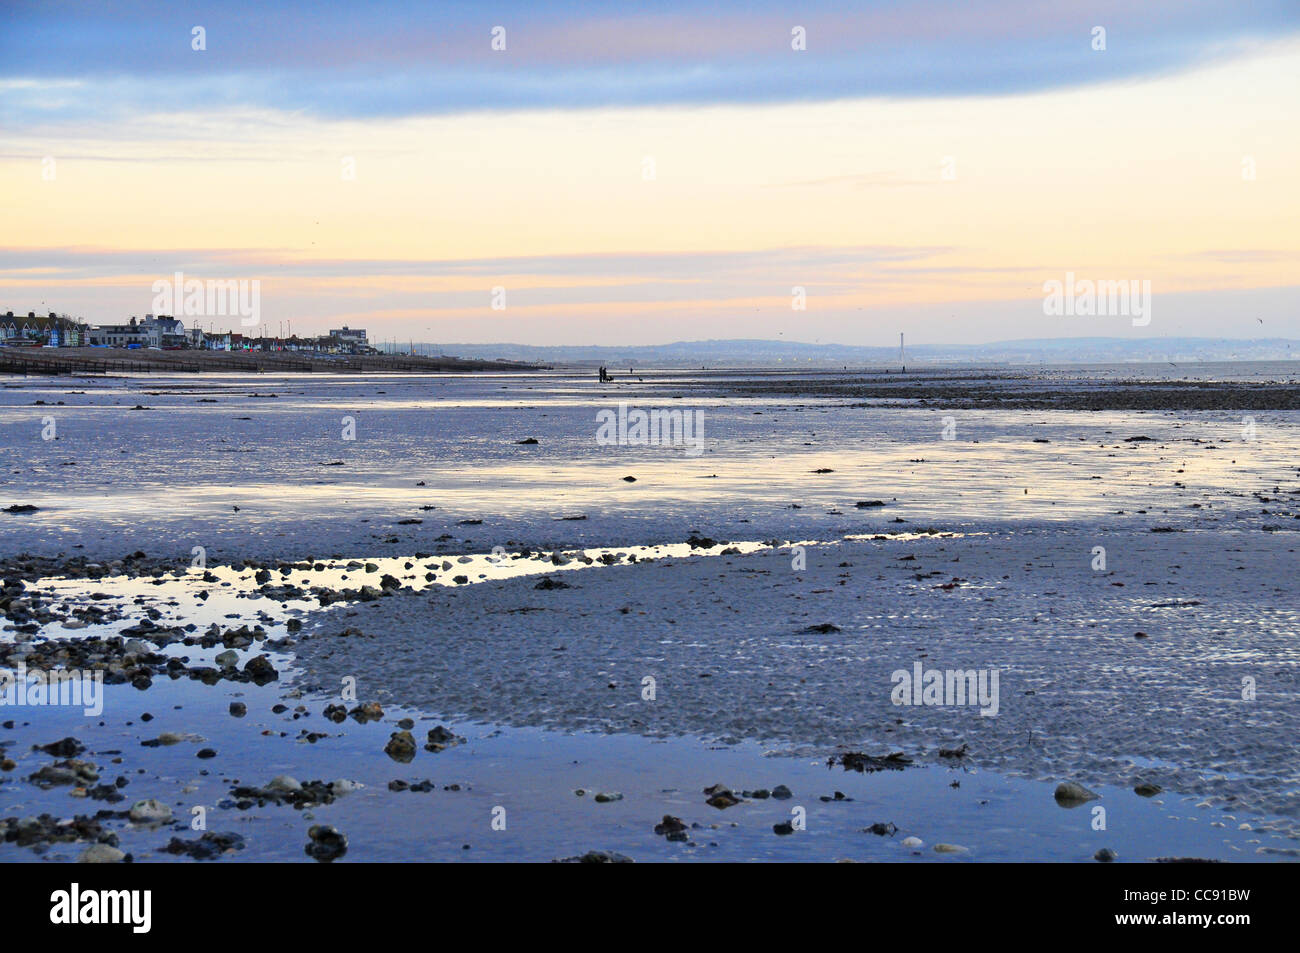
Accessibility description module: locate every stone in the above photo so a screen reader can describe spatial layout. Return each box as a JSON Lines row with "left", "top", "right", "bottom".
{"left": 305, "top": 825, "right": 347, "bottom": 862}
{"left": 128, "top": 799, "right": 172, "bottom": 824}
{"left": 267, "top": 775, "right": 302, "bottom": 792}
{"left": 384, "top": 730, "right": 417, "bottom": 763}
{"left": 77, "top": 844, "right": 126, "bottom": 863}
{"left": 1054, "top": 781, "right": 1100, "bottom": 805}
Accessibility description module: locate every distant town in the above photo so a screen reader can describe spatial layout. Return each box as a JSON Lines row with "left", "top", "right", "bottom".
{"left": 0, "top": 312, "right": 374, "bottom": 354}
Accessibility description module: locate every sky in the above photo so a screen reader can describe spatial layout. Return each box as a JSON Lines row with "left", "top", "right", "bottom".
{"left": 1, "top": 1, "right": 1298, "bottom": 346}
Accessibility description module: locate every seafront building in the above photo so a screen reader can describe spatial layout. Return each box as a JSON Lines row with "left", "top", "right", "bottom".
{"left": 1, "top": 310, "right": 376, "bottom": 354}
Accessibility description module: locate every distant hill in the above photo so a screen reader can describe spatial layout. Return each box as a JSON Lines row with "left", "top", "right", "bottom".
{"left": 409, "top": 337, "right": 1300, "bottom": 366}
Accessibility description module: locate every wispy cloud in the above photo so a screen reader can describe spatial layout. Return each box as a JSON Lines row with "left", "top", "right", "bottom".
{"left": 2, "top": 1, "right": 1296, "bottom": 123}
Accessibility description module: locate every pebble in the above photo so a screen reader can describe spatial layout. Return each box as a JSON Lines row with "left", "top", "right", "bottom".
{"left": 267, "top": 775, "right": 303, "bottom": 792}
{"left": 128, "top": 799, "right": 172, "bottom": 823}
{"left": 77, "top": 844, "right": 126, "bottom": 863}
{"left": 384, "top": 731, "right": 417, "bottom": 762}
{"left": 305, "top": 825, "right": 348, "bottom": 862}
{"left": 1054, "top": 781, "right": 1100, "bottom": 805}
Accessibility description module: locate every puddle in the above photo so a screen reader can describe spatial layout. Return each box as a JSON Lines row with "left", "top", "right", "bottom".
{"left": 17, "top": 532, "right": 969, "bottom": 644}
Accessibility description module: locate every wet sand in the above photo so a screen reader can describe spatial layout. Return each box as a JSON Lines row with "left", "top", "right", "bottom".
{"left": 1, "top": 367, "right": 1297, "bottom": 862}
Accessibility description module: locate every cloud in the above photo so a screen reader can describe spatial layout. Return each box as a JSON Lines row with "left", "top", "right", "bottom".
{"left": 0, "top": 243, "right": 955, "bottom": 283}
{"left": 2, "top": 1, "right": 1296, "bottom": 122}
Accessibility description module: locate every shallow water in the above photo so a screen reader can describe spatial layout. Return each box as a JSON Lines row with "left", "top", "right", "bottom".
{"left": 2, "top": 371, "right": 1296, "bottom": 562}
{"left": 2, "top": 368, "right": 1297, "bottom": 862}
{"left": 2, "top": 656, "right": 1293, "bottom": 863}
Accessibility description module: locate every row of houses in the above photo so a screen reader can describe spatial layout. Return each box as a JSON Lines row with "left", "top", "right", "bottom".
{"left": 1, "top": 313, "right": 372, "bottom": 354}
{"left": 0, "top": 313, "right": 85, "bottom": 347}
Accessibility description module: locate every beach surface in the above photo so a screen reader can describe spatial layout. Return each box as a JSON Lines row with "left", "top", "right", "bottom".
{"left": 1, "top": 366, "right": 1297, "bottom": 862}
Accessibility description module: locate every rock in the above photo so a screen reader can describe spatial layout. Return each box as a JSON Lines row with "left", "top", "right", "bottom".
{"left": 214, "top": 649, "right": 239, "bottom": 668}
{"left": 516, "top": 438, "right": 539, "bottom": 445}
{"left": 424, "top": 724, "right": 464, "bottom": 752}
{"left": 329, "top": 779, "right": 364, "bottom": 796}
{"left": 864, "top": 822, "right": 898, "bottom": 836}
{"left": 770, "top": 784, "right": 793, "bottom": 800}
{"left": 933, "top": 843, "right": 968, "bottom": 854}
{"left": 703, "top": 783, "right": 741, "bottom": 809}
{"left": 773, "top": 821, "right": 795, "bottom": 835}
{"left": 230, "top": 777, "right": 340, "bottom": 809}
{"left": 1054, "top": 781, "right": 1100, "bottom": 805}
{"left": 77, "top": 844, "right": 126, "bottom": 863}
{"left": 305, "top": 825, "right": 348, "bottom": 862}
{"left": 36, "top": 737, "right": 85, "bottom": 758}
{"left": 323, "top": 703, "right": 347, "bottom": 722}
{"left": 161, "top": 831, "right": 245, "bottom": 860}
{"left": 901, "top": 836, "right": 924, "bottom": 848}
{"left": 593, "top": 792, "right": 624, "bottom": 803}
{"left": 1095, "top": 847, "right": 1118, "bottom": 862}
{"left": 267, "top": 775, "right": 303, "bottom": 793}
{"left": 242, "top": 655, "right": 279, "bottom": 684}
{"left": 534, "top": 577, "right": 572, "bottom": 590}
{"left": 653, "top": 815, "right": 688, "bottom": 841}
{"left": 29, "top": 760, "right": 99, "bottom": 788}
{"left": 384, "top": 731, "right": 417, "bottom": 763}
{"left": 348, "top": 701, "right": 384, "bottom": 723}
{"left": 228, "top": 702, "right": 247, "bottom": 717}
{"left": 1134, "top": 783, "right": 1163, "bottom": 797}
{"left": 838, "top": 751, "right": 911, "bottom": 773}
{"left": 553, "top": 850, "right": 633, "bottom": 863}
{"left": 128, "top": 799, "right": 172, "bottom": 824}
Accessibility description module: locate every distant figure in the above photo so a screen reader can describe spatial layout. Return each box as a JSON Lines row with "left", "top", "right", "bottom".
{"left": 598, "top": 365, "right": 609, "bottom": 382}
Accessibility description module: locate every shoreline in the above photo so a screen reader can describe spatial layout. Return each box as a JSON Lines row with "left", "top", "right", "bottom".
{"left": 0, "top": 347, "right": 543, "bottom": 376}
